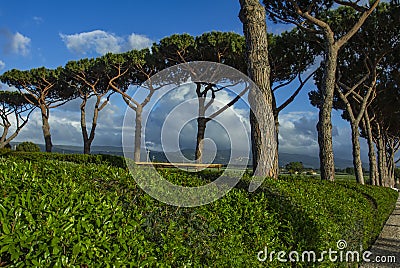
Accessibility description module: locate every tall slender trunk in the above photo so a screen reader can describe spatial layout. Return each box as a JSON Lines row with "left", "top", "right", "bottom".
{"left": 376, "top": 127, "right": 388, "bottom": 186}
{"left": 40, "top": 104, "right": 52, "bottom": 152}
{"left": 274, "top": 115, "right": 280, "bottom": 174}
{"left": 134, "top": 105, "right": 143, "bottom": 162}
{"left": 351, "top": 124, "right": 365, "bottom": 184}
{"left": 80, "top": 98, "right": 90, "bottom": 154}
{"left": 80, "top": 95, "right": 106, "bottom": 154}
{"left": 239, "top": 0, "right": 278, "bottom": 179}
{"left": 386, "top": 140, "right": 396, "bottom": 188}
{"left": 87, "top": 96, "right": 101, "bottom": 154}
{"left": 318, "top": 45, "right": 337, "bottom": 181}
{"left": 195, "top": 118, "right": 207, "bottom": 164}
{"left": 363, "top": 113, "right": 377, "bottom": 185}
{"left": 377, "top": 138, "right": 386, "bottom": 186}
{"left": 195, "top": 97, "right": 206, "bottom": 164}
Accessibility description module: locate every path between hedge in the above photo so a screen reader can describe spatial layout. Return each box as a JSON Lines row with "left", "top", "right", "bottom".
{"left": 360, "top": 194, "right": 400, "bottom": 268}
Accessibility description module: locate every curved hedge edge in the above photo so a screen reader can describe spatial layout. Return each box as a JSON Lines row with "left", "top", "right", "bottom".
{"left": 336, "top": 181, "right": 399, "bottom": 247}
{"left": 0, "top": 150, "right": 128, "bottom": 169}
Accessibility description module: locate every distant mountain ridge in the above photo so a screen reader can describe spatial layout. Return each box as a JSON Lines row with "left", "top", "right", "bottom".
{"left": 10, "top": 142, "right": 364, "bottom": 169}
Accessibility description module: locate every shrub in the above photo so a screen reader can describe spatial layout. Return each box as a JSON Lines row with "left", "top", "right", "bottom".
{"left": 0, "top": 151, "right": 126, "bottom": 168}
{"left": 15, "top": 141, "right": 41, "bottom": 152}
{"left": 285, "top": 161, "right": 304, "bottom": 174}
{"left": 0, "top": 158, "right": 397, "bottom": 267}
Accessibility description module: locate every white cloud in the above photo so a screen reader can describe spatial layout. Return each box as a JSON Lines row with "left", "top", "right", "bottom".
{"left": 60, "top": 30, "right": 152, "bottom": 55}
{"left": 278, "top": 111, "right": 369, "bottom": 161}
{"left": 11, "top": 32, "right": 31, "bottom": 56}
{"left": 128, "top": 33, "right": 153, "bottom": 50}
{"left": 0, "top": 60, "right": 5, "bottom": 70}
{"left": 9, "top": 83, "right": 370, "bottom": 163}
{"left": 14, "top": 96, "right": 124, "bottom": 147}
{"left": 132, "top": 84, "right": 251, "bottom": 154}
{"left": 33, "top": 16, "right": 44, "bottom": 24}
{"left": 278, "top": 111, "right": 319, "bottom": 156}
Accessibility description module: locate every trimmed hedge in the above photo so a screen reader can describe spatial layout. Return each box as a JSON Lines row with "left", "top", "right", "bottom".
{"left": 0, "top": 157, "right": 398, "bottom": 267}
{"left": 0, "top": 151, "right": 127, "bottom": 168}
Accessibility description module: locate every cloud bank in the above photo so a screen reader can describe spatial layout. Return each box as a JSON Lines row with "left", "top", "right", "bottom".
{"left": 60, "top": 30, "right": 153, "bottom": 55}
{"left": 0, "top": 30, "right": 31, "bottom": 56}
{"left": 11, "top": 88, "right": 368, "bottom": 163}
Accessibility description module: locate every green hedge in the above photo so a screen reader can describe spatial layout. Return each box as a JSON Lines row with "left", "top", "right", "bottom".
{"left": 0, "top": 158, "right": 398, "bottom": 267}
{"left": 0, "top": 151, "right": 127, "bottom": 168}
{"left": 335, "top": 180, "right": 398, "bottom": 244}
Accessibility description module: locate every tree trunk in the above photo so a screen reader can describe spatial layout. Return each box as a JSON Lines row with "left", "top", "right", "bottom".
{"left": 195, "top": 96, "right": 207, "bottom": 164}
{"left": 1, "top": 127, "right": 23, "bottom": 149}
{"left": 40, "top": 104, "right": 52, "bottom": 152}
{"left": 363, "top": 113, "right": 378, "bottom": 185}
{"left": 87, "top": 96, "right": 101, "bottom": 154}
{"left": 0, "top": 123, "right": 10, "bottom": 148}
{"left": 376, "top": 132, "right": 388, "bottom": 186}
{"left": 80, "top": 98, "right": 90, "bottom": 154}
{"left": 134, "top": 105, "right": 143, "bottom": 162}
{"left": 239, "top": 0, "right": 278, "bottom": 179}
{"left": 317, "top": 44, "right": 338, "bottom": 181}
{"left": 351, "top": 124, "right": 365, "bottom": 184}
{"left": 80, "top": 95, "right": 104, "bottom": 155}
{"left": 274, "top": 115, "right": 280, "bottom": 175}
{"left": 195, "top": 117, "right": 207, "bottom": 164}
{"left": 386, "top": 140, "right": 396, "bottom": 188}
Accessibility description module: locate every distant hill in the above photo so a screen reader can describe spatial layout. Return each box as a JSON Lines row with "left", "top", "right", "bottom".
{"left": 148, "top": 149, "right": 362, "bottom": 170}
{"left": 10, "top": 142, "right": 365, "bottom": 170}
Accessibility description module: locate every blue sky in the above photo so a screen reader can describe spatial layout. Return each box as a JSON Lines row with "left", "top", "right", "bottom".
{"left": 0, "top": 0, "right": 367, "bottom": 162}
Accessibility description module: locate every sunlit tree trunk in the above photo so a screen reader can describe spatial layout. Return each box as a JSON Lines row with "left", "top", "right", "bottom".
{"left": 351, "top": 124, "right": 365, "bottom": 184}
{"left": 239, "top": 0, "right": 278, "bottom": 178}
{"left": 40, "top": 104, "right": 52, "bottom": 152}
{"left": 134, "top": 105, "right": 143, "bottom": 162}
{"left": 362, "top": 112, "right": 377, "bottom": 185}
{"left": 318, "top": 44, "right": 337, "bottom": 182}
{"left": 195, "top": 97, "right": 206, "bottom": 164}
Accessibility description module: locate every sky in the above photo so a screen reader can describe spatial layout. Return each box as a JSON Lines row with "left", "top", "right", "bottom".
{"left": 0, "top": 0, "right": 369, "bottom": 162}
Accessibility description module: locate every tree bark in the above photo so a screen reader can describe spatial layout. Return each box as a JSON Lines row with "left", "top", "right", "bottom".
{"left": 376, "top": 127, "right": 388, "bottom": 186}
{"left": 318, "top": 45, "right": 337, "bottom": 181}
{"left": 80, "top": 94, "right": 107, "bottom": 154}
{"left": 0, "top": 122, "right": 10, "bottom": 148}
{"left": 386, "top": 138, "right": 397, "bottom": 188}
{"left": 362, "top": 112, "right": 378, "bottom": 185}
{"left": 239, "top": 0, "right": 278, "bottom": 178}
{"left": 80, "top": 98, "right": 90, "bottom": 154}
{"left": 195, "top": 96, "right": 206, "bottom": 164}
{"left": 134, "top": 105, "right": 143, "bottom": 162}
{"left": 351, "top": 124, "right": 365, "bottom": 184}
{"left": 195, "top": 117, "right": 207, "bottom": 164}
{"left": 274, "top": 115, "right": 280, "bottom": 176}
{"left": 40, "top": 104, "right": 52, "bottom": 152}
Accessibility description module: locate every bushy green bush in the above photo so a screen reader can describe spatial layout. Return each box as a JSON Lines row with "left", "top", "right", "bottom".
{"left": 15, "top": 142, "right": 40, "bottom": 152}
{"left": 0, "top": 158, "right": 397, "bottom": 267}
{"left": 0, "top": 151, "right": 126, "bottom": 168}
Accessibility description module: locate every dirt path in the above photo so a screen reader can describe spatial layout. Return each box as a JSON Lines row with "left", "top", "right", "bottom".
{"left": 361, "top": 194, "right": 400, "bottom": 268}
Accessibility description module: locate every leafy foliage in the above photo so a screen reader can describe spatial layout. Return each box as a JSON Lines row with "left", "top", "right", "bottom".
{"left": 0, "top": 151, "right": 126, "bottom": 168}
{"left": 285, "top": 161, "right": 305, "bottom": 174}
{"left": 15, "top": 142, "right": 40, "bottom": 152}
{"left": 0, "top": 156, "right": 397, "bottom": 267}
